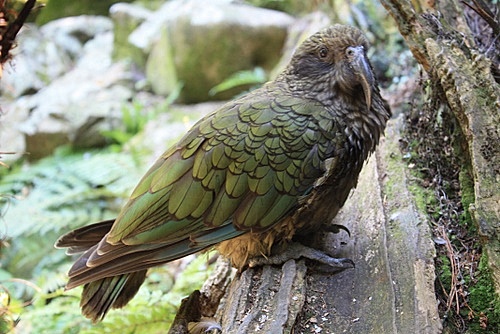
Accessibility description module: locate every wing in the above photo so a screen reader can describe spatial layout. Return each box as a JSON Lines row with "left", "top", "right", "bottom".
{"left": 108, "top": 86, "right": 340, "bottom": 244}
{"left": 66, "top": 84, "right": 343, "bottom": 285}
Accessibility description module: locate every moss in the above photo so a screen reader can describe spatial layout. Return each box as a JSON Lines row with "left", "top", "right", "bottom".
{"left": 381, "top": 153, "right": 405, "bottom": 202}
{"left": 408, "top": 182, "right": 440, "bottom": 221}
{"left": 458, "top": 166, "right": 475, "bottom": 231}
{"left": 438, "top": 255, "right": 452, "bottom": 292}
{"left": 466, "top": 252, "right": 500, "bottom": 333}
{"left": 451, "top": 115, "right": 476, "bottom": 233}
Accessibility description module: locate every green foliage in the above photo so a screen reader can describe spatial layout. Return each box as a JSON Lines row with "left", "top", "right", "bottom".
{"left": 133, "top": 0, "right": 165, "bottom": 10}
{"left": 467, "top": 253, "right": 500, "bottom": 333}
{"left": 458, "top": 166, "right": 475, "bottom": 230}
{"left": 438, "top": 255, "right": 452, "bottom": 292}
{"left": 35, "top": 0, "right": 133, "bottom": 25}
{"left": 407, "top": 182, "right": 440, "bottom": 221}
{"left": 0, "top": 149, "right": 144, "bottom": 238}
{"left": 19, "top": 253, "right": 215, "bottom": 334}
{"left": 209, "top": 67, "right": 266, "bottom": 96}
{"left": 245, "top": 0, "right": 318, "bottom": 14}
{"left": 0, "top": 148, "right": 145, "bottom": 280}
{"left": 0, "top": 279, "right": 24, "bottom": 334}
{"left": 102, "top": 100, "right": 151, "bottom": 148}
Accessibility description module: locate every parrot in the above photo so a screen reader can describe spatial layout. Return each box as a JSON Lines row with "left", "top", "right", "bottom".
{"left": 55, "top": 24, "right": 391, "bottom": 322}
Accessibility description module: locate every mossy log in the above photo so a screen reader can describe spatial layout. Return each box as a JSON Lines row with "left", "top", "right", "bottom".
{"left": 381, "top": 0, "right": 500, "bottom": 295}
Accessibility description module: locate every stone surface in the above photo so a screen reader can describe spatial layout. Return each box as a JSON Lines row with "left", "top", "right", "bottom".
{"left": 0, "top": 98, "right": 29, "bottom": 162}
{"left": 2, "top": 17, "right": 137, "bottom": 160}
{"left": 1, "top": 16, "right": 114, "bottom": 99}
{"left": 40, "top": 15, "right": 114, "bottom": 45}
{"left": 1, "top": 25, "right": 71, "bottom": 99}
{"left": 142, "top": 0, "right": 294, "bottom": 102}
{"left": 17, "top": 54, "right": 134, "bottom": 157}
{"left": 110, "top": 2, "right": 153, "bottom": 68}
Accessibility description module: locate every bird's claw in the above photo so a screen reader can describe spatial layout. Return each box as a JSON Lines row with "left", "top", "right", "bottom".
{"left": 322, "top": 223, "right": 351, "bottom": 237}
{"left": 248, "top": 242, "right": 355, "bottom": 270}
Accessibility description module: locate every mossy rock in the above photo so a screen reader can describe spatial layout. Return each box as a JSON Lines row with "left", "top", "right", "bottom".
{"left": 144, "top": 0, "right": 294, "bottom": 103}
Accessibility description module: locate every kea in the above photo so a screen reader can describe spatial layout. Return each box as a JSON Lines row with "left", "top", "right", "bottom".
{"left": 56, "top": 24, "right": 391, "bottom": 322}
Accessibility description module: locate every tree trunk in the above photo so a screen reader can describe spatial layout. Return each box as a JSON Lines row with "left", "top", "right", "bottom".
{"left": 380, "top": 0, "right": 500, "bottom": 295}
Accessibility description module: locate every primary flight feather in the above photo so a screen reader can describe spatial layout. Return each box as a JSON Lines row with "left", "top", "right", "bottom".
{"left": 56, "top": 24, "right": 391, "bottom": 322}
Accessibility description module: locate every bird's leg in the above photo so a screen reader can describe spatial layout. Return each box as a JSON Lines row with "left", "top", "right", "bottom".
{"left": 247, "top": 242, "right": 355, "bottom": 269}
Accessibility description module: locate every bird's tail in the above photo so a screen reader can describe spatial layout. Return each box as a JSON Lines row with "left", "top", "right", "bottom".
{"left": 55, "top": 220, "right": 146, "bottom": 322}
{"left": 56, "top": 220, "right": 244, "bottom": 321}
{"left": 80, "top": 270, "right": 147, "bottom": 323}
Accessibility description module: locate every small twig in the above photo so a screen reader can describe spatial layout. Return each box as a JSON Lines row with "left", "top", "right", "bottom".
{"left": 0, "top": 151, "right": 17, "bottom": 168}
{"left": 461, "top": 0, "right": 500, "bottom": 35}
{"left": 0, "top": 0, "right": 36, "bottom": 63}
{"left": 439, "top": 226, "right": 460, "bottom": 314}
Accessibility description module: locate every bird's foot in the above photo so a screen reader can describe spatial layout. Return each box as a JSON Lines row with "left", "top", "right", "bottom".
{"left": 248, "top": 242, "right": 355, "bottom": 270}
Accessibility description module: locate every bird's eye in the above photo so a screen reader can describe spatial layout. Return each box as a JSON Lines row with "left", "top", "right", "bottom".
{"left": 318, "top": 47, "right": 328, "bottom": 58}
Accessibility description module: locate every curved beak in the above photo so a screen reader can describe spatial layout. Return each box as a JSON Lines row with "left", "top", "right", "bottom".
{"left": 348, "top": 46, "right": 374, "bottom": 111}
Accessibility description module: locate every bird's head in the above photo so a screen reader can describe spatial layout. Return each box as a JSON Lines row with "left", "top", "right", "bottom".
{"left": 284, "top": 24, "right": 375, "bottom": 110}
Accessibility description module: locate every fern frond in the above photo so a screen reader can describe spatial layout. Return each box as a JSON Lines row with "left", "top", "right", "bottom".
{"left": 0, "top": 151, "right": 144, "bottom": 238}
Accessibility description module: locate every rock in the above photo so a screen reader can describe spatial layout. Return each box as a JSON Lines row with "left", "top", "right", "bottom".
{"left": 0, "top": 98, "right": 29, "bottom": 162}
{"left": 140, "top": 0, "right": 294, "bottom": 102}
{"left": 0, "top": 16, "right": 114, "bottom": 99}
{"left": 19, "top": 69, "right": 133, "bottom": 157}
{"left": 110, "top": 3, "right": 153, "bottom": 68}
{"left": 145, "top": 26, "right": 179, "bottom": 98}
{"left": 40, "top": 15, "right": 114, "bottom": 48}
{"left": 12, "top": 20, "right": 136, "bottom": 160}
{"left": 0, "top": 25, "right": 73, "bottom": 98}
{"left": 24, "top": 124, "right": 71, "bottom": 161}
{"left": 128, "top": 0, "right": 189, "bottom": 52}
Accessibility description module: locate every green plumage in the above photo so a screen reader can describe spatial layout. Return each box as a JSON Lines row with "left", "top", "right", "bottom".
{"left": 55, "top": 24, "right": 391, "bottom": 322}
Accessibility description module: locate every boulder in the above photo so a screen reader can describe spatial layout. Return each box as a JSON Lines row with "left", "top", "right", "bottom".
{"left": 0, "top": 25, "right": 72, "bottom": 99}
{"left": 8, "top": 17, "right": 136, "bottom": 160}
{"left": 140, "top": 0, "right": 294, "bottom": 103}
{"left": 0, "top": 98, "right": 29, "bottom": 162}
{"left": 0, "top": 16, "right": 114, "bottom": 99}
{"left": 110, "top": 3, "right": 153, "bottom": 69}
